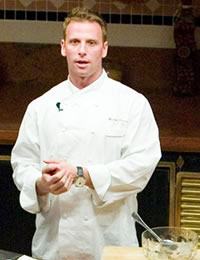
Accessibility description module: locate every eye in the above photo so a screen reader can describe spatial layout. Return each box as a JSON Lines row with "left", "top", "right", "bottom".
{"left": 70, "top": 39, "right": 79, "bottom": 45}
{"left": 88, "top": 40, "right": 96, "bottom": 46}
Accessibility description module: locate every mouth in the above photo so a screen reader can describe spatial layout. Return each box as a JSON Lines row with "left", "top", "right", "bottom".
{"left": 75, "top": 60, "right": 90, "bottom": 70}
{"left": 76, "top": 60, "right": 89, "bottom": 65}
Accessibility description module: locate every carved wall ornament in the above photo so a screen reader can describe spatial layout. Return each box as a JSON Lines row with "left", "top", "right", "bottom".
{"left": 173, "top": 1, "right": 198, "bottom": 96}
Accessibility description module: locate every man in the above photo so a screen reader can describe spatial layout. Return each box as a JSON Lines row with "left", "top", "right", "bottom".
{"left": 11, "top": 7, "right": 161, "bottom": 260}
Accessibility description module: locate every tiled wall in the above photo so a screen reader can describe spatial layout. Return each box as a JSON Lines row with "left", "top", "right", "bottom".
{"left": 0, "top": 0, "right": 200, "bottom": 26}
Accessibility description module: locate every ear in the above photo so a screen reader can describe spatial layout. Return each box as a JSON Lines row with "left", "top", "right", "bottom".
{"left": 60, "top": 39, "right": 66, "bottom": 57}
{"left": 102, "top": 41, "right": 108, "bottom": 58}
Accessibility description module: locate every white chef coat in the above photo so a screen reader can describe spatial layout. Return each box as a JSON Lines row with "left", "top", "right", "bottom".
{"left": 11, "top": 70, "right": 161, "bottom": 260}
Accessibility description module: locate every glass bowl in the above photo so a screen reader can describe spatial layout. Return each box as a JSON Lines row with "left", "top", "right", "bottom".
{"left": 142, "top": 226, "right": 198, "bottom": 260}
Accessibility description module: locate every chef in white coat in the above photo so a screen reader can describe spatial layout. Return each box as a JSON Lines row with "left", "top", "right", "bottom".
{"left": 11, "top": 7, "right": 161, "bottom": 260}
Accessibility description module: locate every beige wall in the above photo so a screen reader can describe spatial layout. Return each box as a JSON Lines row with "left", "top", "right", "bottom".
{"left": 0, "top": 20, "right": 200, "bottom": 49}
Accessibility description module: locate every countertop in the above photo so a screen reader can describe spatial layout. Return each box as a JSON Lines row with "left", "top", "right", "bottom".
{"left": 101, "top": 246, "right": 200, "bottom": 260}
{"left": 0, "top": 249, "right": 35, "bottom": 260}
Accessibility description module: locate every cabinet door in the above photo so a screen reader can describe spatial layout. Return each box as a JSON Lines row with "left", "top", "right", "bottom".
{"left": 136, "top": 161, "right": 176, "bottom": 245}
{"left": 0, "top": 154, "right": 35, "bottom": 255}
{"left": 175, "top": 171, "right": 200, "bottom": 247}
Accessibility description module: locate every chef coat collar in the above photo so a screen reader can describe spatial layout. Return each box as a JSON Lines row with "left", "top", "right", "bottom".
{"left": 67, "top": 69, "right": 107, "bottom": 94}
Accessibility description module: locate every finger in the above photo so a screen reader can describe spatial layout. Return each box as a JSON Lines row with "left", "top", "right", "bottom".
{"left": 50, "top": 172, "right": 66, "bottom": 191}
{"left": 66, "top": 176, "right": 74, "bottom": 190}
{"left": 42, "top": 163, "right": 59, "bottom": 174}
{"left": 43, "top": 159, "right": 60, "bottom": 164}
{"left": 51, "top": 175, "right": 74, "bottom": 195}
{"left": 42, "top": 167, "right": 64, "bottom": 186}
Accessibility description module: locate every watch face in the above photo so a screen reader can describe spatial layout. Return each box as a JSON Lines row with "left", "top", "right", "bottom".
{"left": 75, "top": 176, "right": 86, "bottom": 187}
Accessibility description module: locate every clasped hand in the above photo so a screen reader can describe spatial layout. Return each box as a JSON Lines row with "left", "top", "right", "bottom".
{"left": 36, "top": 160, "right": 77, "bottom": 196}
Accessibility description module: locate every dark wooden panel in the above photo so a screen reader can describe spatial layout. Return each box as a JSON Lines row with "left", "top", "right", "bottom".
{"left": 0, "top": 152, "right": 35, "bottom": 256}
{"left": 136, "top": 162, "right": 175, "bottom": 245}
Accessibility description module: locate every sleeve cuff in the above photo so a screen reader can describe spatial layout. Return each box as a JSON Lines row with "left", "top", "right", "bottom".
{"left": 19, "top": 171, "right": 51, "bottom": 213}
{"left": 87, "top": 164, "right": 111, "bottom": 203}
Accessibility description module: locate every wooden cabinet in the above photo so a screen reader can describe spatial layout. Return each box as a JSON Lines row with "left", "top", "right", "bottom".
{"left": 0, "top": 146, "right": 35, "bottom": 256}
{"left": 175, "top": 171, "right": 200, "bottom": 247}
{"left": 137, "top": 152, "right": 200, "bottom": 245}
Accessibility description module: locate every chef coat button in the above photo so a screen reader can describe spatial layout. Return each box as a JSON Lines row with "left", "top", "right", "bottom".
{"left": 84, "top": 216, "right": 88, "bottom": 221}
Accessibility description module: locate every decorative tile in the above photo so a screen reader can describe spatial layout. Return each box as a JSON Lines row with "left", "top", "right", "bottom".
{"left": 35, "top": 2, "right": 45, "bottom": 11}
{"left": 50, "top": 0, "right": 65, "bottom": 9}
{"left": 96, "top": 2, "right": 110, "bottom": 14}
{"left": 19, "top": 0, "right": 34, "bottom": 8}
{"left": 56, "top": 2, "right": 69, "bottom": 12}
{"left": 82, "top": 0, "right": 96, "bottom": 9}
{"left": 113, "top": 1, "right": 127, "bottom": 11}
{"left": 4, "top": 0, "right": 16, "bottom": 10}
{"left": 0, "top": 0, "right": 199, "bottom": 25}
{"left": 120, "top": 4, "right": 133, "bottom": 15}
{"left": 131, "top": 3, "right": 143, "bottom": 15}
{"left": 163, "top": 5, "right": 178, "bottom": 16}
{"left": 0, "top": 2, "right": 4, "bottom": 10}
{"left": 152, "top": 5, "right": 163, "bottom": 15}
{"left": 25, "top": 1, "right": 36, "bottom": 11}
{"left": 145, "top": 0, "right": 160, "bottom": 13}
{"left": 16, "top": 0, "right": 27, "bottom": 10}
{"left": 142, "top": 4, "right": 155, "bottom": 15}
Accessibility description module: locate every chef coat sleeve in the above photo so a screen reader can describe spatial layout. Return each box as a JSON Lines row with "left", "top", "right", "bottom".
{"left": 87, "top": 97, "right": 161, "bottom": 207}
{"left": 11, "top": 104, "right": 50, "bottom": 214}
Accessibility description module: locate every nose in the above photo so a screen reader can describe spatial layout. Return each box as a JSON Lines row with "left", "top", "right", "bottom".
{"left": 78, "top": 43, "right": 86, "bottom": 56}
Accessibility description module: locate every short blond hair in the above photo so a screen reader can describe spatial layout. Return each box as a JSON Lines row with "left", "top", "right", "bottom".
{"left": 63, "top": 7, "right": 107, "bottom": 42}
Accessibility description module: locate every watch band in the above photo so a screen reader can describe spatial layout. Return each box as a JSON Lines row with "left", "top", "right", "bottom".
{"left": 77, "top": 166, "right": 84, "bottom": 177}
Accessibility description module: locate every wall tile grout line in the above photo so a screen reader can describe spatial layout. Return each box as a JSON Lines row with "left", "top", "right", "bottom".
{"left": 1, "top": 10, "right": 200, "bottom": 27}
{"left": 0, "top": 10, "right": 179, "bottom": 26}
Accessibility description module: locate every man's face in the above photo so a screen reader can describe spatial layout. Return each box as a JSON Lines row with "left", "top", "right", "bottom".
{"left": 61, "top": 21, "right": 108, "bottom": 83}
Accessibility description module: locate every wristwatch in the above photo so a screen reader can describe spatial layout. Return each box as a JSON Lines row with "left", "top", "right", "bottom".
{"left": 75, "top": 166, "right": 86, "bottom": 187}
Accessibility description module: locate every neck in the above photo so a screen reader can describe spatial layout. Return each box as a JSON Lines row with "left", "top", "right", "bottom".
{"left": 69, "top": 70, "right": 103, "bottom": 89}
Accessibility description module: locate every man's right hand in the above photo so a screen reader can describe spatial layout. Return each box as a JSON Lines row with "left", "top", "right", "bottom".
{"left": 36, "top": 161, "right": 76, "bottom": 196}
{"left": 36, "top": 163, "right": 58, "bottom": 196}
